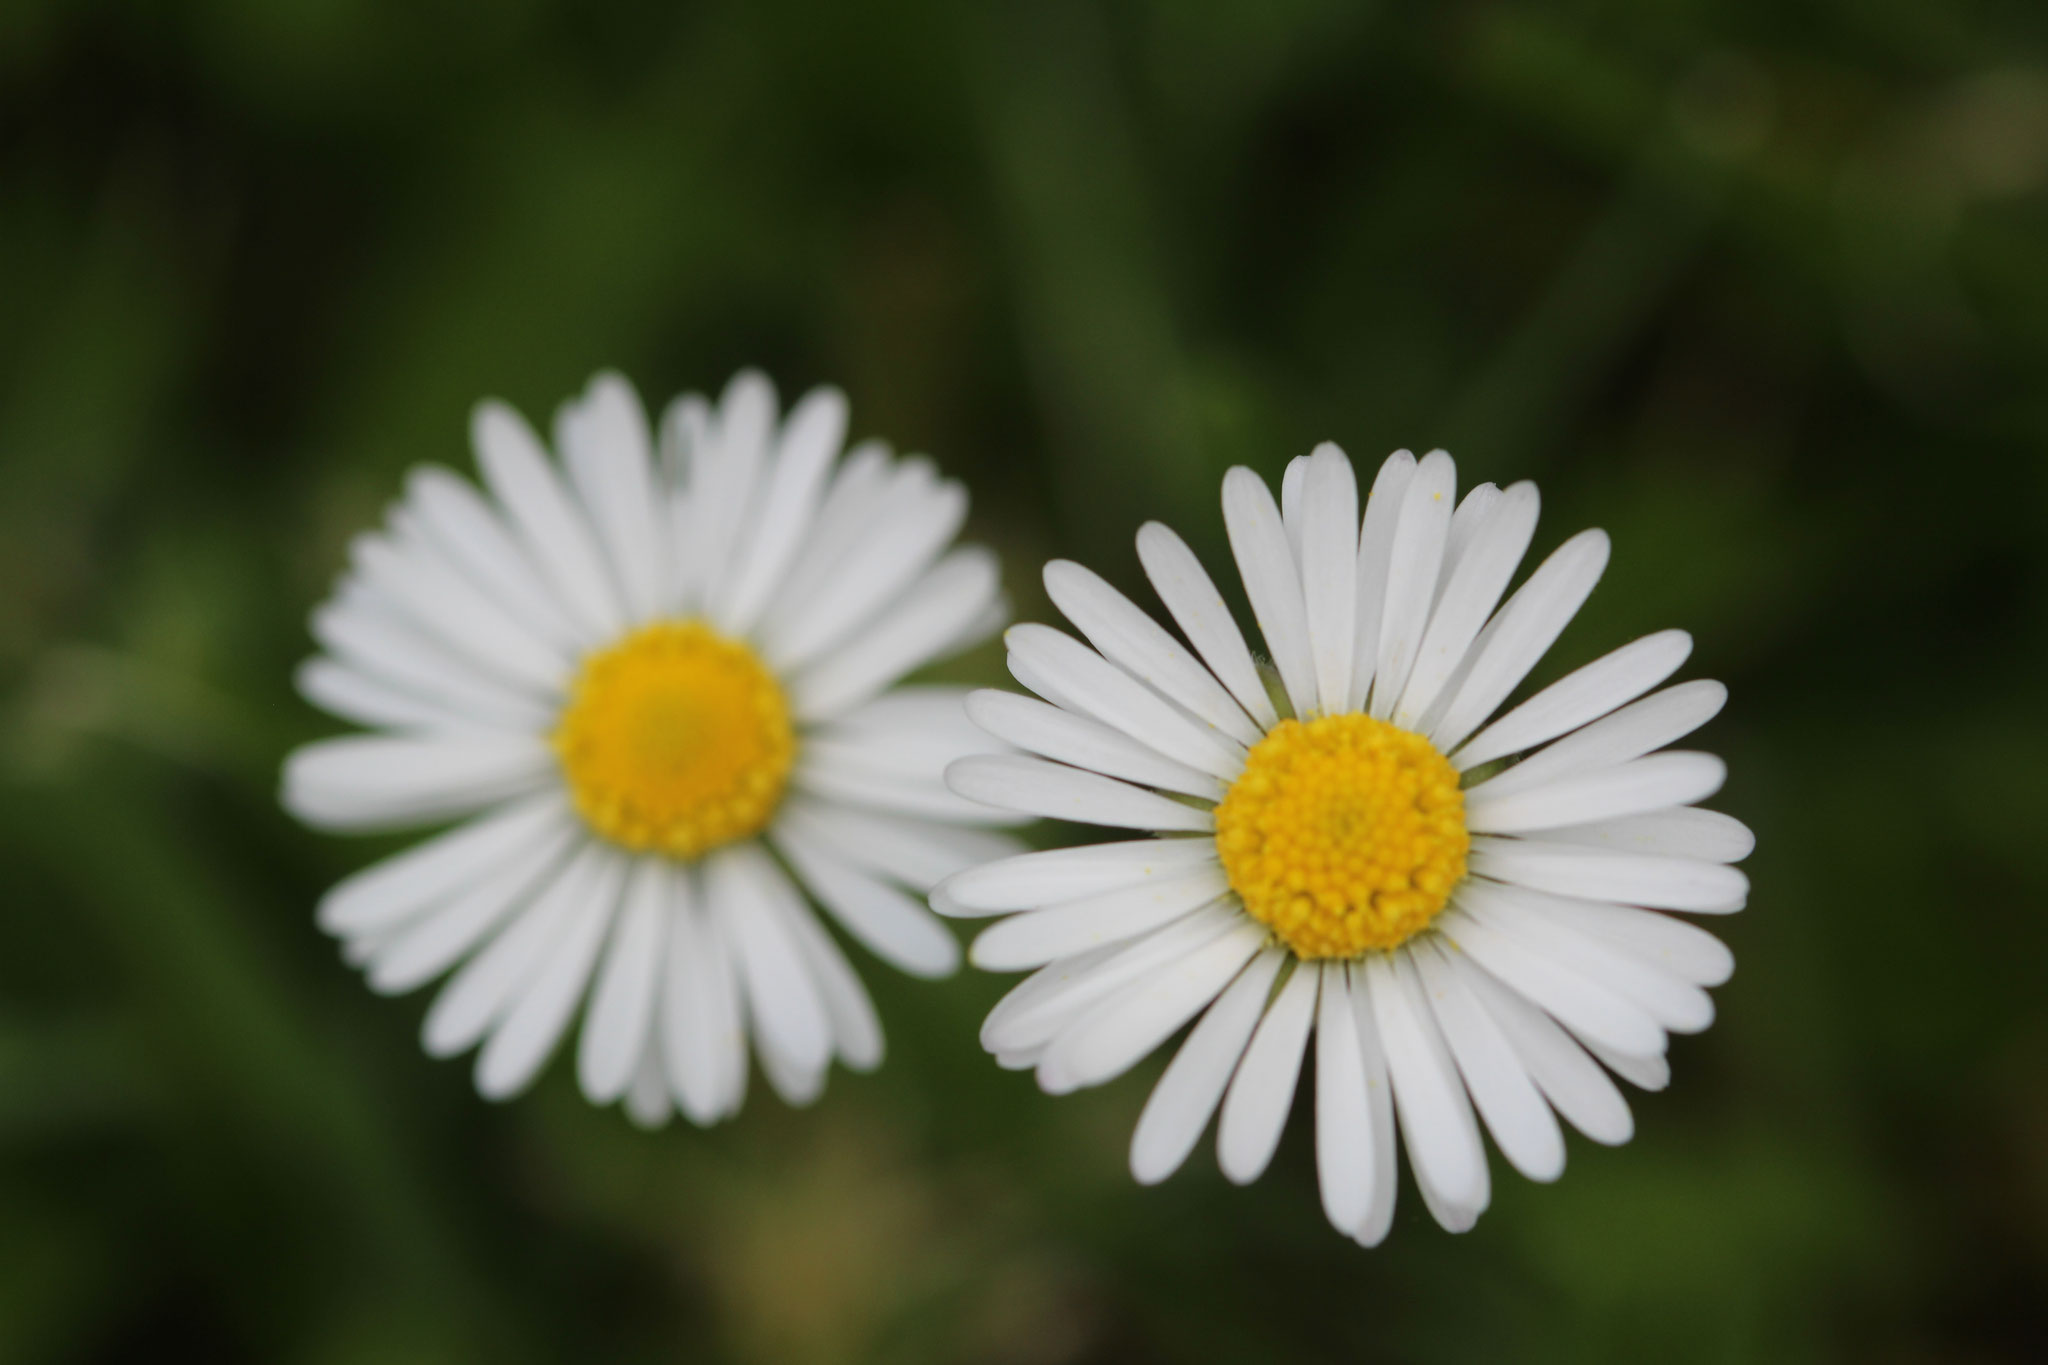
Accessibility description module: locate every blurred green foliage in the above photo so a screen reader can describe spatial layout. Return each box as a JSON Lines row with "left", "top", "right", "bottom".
{"left": 4, "top": 1, "right": 2048, "bottom": 1361}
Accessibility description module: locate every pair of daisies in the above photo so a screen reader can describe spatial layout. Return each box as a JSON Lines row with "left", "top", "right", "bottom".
{"left": 285, "top": 369, "right": 1748, "bottom": 1242}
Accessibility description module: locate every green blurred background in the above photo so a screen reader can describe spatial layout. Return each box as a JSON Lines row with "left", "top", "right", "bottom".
{"left": 5, "top": 1, "right": 2047, "bottom": 1361}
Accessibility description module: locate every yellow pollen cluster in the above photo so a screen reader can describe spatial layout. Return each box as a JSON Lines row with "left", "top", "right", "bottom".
{"left": 554, "top": 620, "right": 794, "bottom": 860}
{"left": 1214, "top": 713, "right": 1469, "bottom": 960}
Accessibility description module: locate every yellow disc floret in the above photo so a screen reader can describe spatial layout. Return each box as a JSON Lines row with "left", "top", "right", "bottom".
{"left": 1214, "top": 713, "right": 1468, "bottom": 959}
{"left": 554, "top": 620, "right": 794, "bottom": 859}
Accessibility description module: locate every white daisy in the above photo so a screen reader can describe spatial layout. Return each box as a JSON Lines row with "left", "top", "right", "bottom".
{"left": 938, "top": 445, "right": 1751, "bottom": 1243}
{"left": 283, "top": 369, "right": 1024, "bottom": 1124}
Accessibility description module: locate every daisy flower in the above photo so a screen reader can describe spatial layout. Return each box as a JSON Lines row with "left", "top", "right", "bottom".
{"left": 283, "top": 370, "right": 1023, "bottom": 1124}
{"left": 939, "top": 445, "right": 1750, "bottom": 1242}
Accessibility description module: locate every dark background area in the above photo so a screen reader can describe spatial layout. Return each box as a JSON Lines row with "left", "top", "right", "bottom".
{"left": 4, "top": 1, "right": 2048, "bottom": 1361}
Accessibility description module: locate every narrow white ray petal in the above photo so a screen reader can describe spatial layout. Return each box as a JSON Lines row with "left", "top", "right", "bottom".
{"left": 282, "top": 733, "right": 553, "bottom": 832}
{"left": 1467, "top": 752, "right": 1727, "bottom": 835}
{"left": 296, "top": 658, "right": 491, "bottom": 735}
{"left": 945, "top": 755, "right": 1214, "bottom": 832}
{"left": 656, "top": 394, "right": 713, "bottom": 612}
{"left": 577, "top": 857, "right": 670, "bottom": 1103}
{"left": 364, "top": 825, "right": 576, "bottom": 995}
{"left": 1280, "top": 454, "right": 1309, "bottom": 564}
{"left": 1042, "top": 560, "right": 1263, "bottom": 747}
{"left": 789, "top": 548, "right": 1001, "bottom": 721}
{"left": 353, "top": 532, "right": 567, "bottom": 693}
{"left": 1439, "top": 483, "right": 1503, "bottom": 590}
{"left": 1470, "top": 681, "right": 1728, "bottom": 802}
{"left": 1394, "top": 481, "right": 1538, "bottom": 728}
{"left": 715, "top": 385, "right": 846, "bottom": 633}
{"left": 1223, "top": 467, "right": 1317, "bottom": 719}
{"left": 470, "top": 400, "right": 625, "bottom": 640}
{"left": 755, "top": 1034, "right": 828, "bottom": 1108}
{"left": 311, "top": 598, "right": 550, "bottom": 731}
{"left": 1435, "top": 907, "right": 1666, "bottom": 1059}
{"left": 1004, "top": 625, "right": 1245, "bottom": 781}
{"left": 1297, "top": 446, "right": 1360, "bottom": 716}
{"left": 1366, "top": 950, "right": 1490, "bottom": 1217}
{"left": 1315, "top": 961, "right": 1377, "bottom": 1232}
{"left": 475, "top": 847, "right": 627, "bottom": 1099}
{"left": 1428, "top": 529, "right": 1611, "bottom": 753}
{"left": 707, "top": 845, "right": 831, "bottom": 1077}
{"left": 556, "top": 373, "right": 666, "bottom": 623}
{"left": 1410, "top": 937, "right": 1565, "bottom": 1181}
{"left": 1131, "top": 946, "right": 1284, "bottom": 1185}
{"left": 1469, "top": 837, "right": 1749, "bottom": 913}
{"left": 968, "top": 867, "right": 1229, "bottom": 970}
{"left": 1217, "top": 959, "right": 1318, "bottom": 1185}
{"left": 1587, "top": 1038, "right": 1670, "bottom": 1092}
{"left": 689, "top": 371, "right": 776, "bottom": 611}
{"left": 1137, "top": 522, "right": 1281, "bottom": 730}
{"left": 1348, "top": 451, "right": 1417, "bottom": 712}
{"left": 775, "top": 797, "right": 1024, "bottom": 892}
{"left": 659, "top": 864, "right": 746, "bottom": 1124}
{"left": 965, "top": 690, "right": 1225, "bottom": 801}
{"left": 316, "top": 791, "right": 569, "bottom": 936}
{"left": 1457, "top": 881, "right": 1715, "bottom": 1033}
{"left": 1368, "top": 450, "right": 1457, "bottom": 719}
{"left": 1454, "top": 630, "right": 1693, "bottom": 770}
{"left": 773, "top": 822, "right": 961, "bottom": 978}
{"left": 421, "top": 842, "right": 605, "bottom": 1059}
{"left": 1451, "top": 950, "right": 1633, "bottom": 1145}
{"left": 1344, "top": 968, "right": 1400, "bottom": 1246}
{"left": 1536, "top": 807, "right": 1754, "bottom": 865}
{"left": 757, "top": 441, "right": 891, "bottom": 620}
{"left": 1036, "top": 921, "right": 1265, "bottom": 1094}
{"left": 778, "top": 891, "right": 884, "bottom": 1072}
{"left": 762, "top": 464, "right": 968, "bottom": 671}
{"left": 795, "top": 756, "right": 1030, "bottom": 827}
{"left": 622, "top": 1031, "right": 674, "bottom": 1130}
{"left": 1502, "top": 891, "right": 1734, "bottom": 987}
{"left": 403, "top": 466, "right": 579, "bottom": 647}
{"left": 939, "top": 837, "right": 1221, "bottom": 914}
{"left": 980, "top": 903, "right": 1242, "bottom": 1055}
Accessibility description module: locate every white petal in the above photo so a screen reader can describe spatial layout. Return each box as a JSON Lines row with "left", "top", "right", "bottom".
{"left": 945, "top": 755, "right": 1214, "bottom": 832}
{"left": 1365, "top": 949, "right": 1490, "bottom": 1216}
{"left": 420, "top": 841, "right": 605, "bottom": 1059}
{"left": 656, "top": 395, "right": 713, "bottom": 612}
{"left": 1036, "top": 920, "right": 1264, "bottom": 1094}
{"left": 1393, "top": 481, "right": 1538, "bottom": 728}
{"left": 403, "top": 465, "right": 579, "bottom": 648}
{"left": 1297, "top": 446, "right": 1359, "bottom": 717}
{"left": 1130, "top": 946, "right": 1284, "bottom": 1185}
{"left": 939, "top": 837, "right": 1221, "bottom": 914}
{"left": 659, "top": 865, "right": 747, "bottom": 1124}
{"left": 1216, "top": 959, "right": 1318, "bottom": 1185}
{"left": 311, "top": 597, "right": 548, "bottom": 731}
{"left": 687, "top": 371, "right": 776, "bottom": 612}
{"left": 622, "top": 1031, "right": 674, "bottom": 1130}
{"left": 796, "top": 753, "right": 1028, "bottom": 827}
{"left": 1454, "top": 629, "right": 1693, "bottom": 770}
{"left": 1440, "top": 483, "right": 1503, "bottom": 589}
{"left": 1347, "top": 451, "right": 1417, "bottom": 712}
{"left": 363, "top": 826, "right": 576, "bottom": 995}
{"left": 1467, "top": 752, "right": 1727, "bottom": 835}
{"left": 1003, "top": 624, "right": 1244, "bottom": 782}
{"left": 470, "top": 400, "right": 625, "bottom": 640}
{"left": 774, "top": 796, "right": 1023, "bottom": 892}
{"left": 1503, "top": 891, "right": 1733, "bottom": 987}
{"left": 1222, "top": 467, "right": 1317, "bottom": 719}
{"left": 1042, "top": 560, "right": 1263, "bottom": 748}
{"left": 1469, "top": 837, "right": 1749, "bottom": 913}
{"left": 1536, "top": 807, "right": 1754, "bottom": 865}
{"left": 714, "top": 385, "right": 846, "bottom": 633}
{"left": 1280, "top": 453, "right": 1309, "bottom": 563}
{"left": 773, "top": 821, "right": 960, "bottom": 978}
{"left": 1451, "top": 951, "right": 1633, "bottom": 1145}
{"left": 1435, "top": 906, "right": 1666, "bottom": 1058}
{"left": 1137, "top": 521, "right": 1280, "bottom": 730}
{"left": 1470, "top": 681, "right": 1727, "bottom": 800}
{"left": 1428, "top": 529, "right": 1611, "bottom": 753}
{"left": 967, "top": 864, "right": 1229, "bottom": 970}
{"left": 789, "top": 548, "right": 1001, "bottom": 721}
{"left": 706, "top": 845, "right": 831, "bottom": 1076}
{"left": 1369, "top": 449, "right": 1457, "bottom": 719}
{"left": 777, "top": 892, "right": 884, "bottom": 1072}
{"left": 1315, "top": 961, "right": 1377, "bottom": 1232}
{"left": 475, "top": 847, "right": 627, "bottom": 1099}
{"left": 1343, "top": 969, "right": 1400, "bottom": 1246}
{"left": 1410, "top": 937, "right": 1565, "bottom": 1181}
{"left": 296, "top": 658, "right": 490, "bottom": 735}
{"left": 966, "top": 689, "right": 1224, "bottom": 801}
{"left": 315, "top": 791, "right": 569, "bottom": 936}
{"left": 1590, "top": 1040, "right": 1671, "bottom": 1093}
{"left": 576, "top": 856, "right": 670, "bottom": 1103}
{"left": 282, "top": 733, "right": 553, "bottom": 832}
{"left": 558, "top": 374, "right": 668, "bottom": 624}
{"left": 351, "top": 533, "right": 566, "bottom": 694}
{"left": 758, "top": 441, "right": 892, "bottom": 626}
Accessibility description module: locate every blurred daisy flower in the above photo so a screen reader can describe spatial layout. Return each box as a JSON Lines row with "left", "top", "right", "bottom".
{"left": 940, "top": 445, "right": 1750, "bottom": 1242}
{"left": 284, "top": 371, "right": 1021, "bottom": 1123}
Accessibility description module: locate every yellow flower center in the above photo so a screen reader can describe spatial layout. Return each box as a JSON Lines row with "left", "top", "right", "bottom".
{"left": 554, "top": 620, "right": 794, "bottom": 859}
{"left": 1214, "top": 713, "right": 1468, "bottom": 959}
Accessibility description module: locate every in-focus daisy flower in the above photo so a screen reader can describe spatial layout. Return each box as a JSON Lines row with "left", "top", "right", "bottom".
{"left": 939, "top": 445, "right": 1750, "bottom": 1242}
{"left": 284, "top": 370, "right": 1023, "bottom": 1124}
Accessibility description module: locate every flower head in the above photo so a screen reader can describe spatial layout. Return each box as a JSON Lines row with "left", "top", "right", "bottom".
{"left": 284, "top": 370, "right": 1020, "bottom": 1122}
{"left": 940, "top": 445, "right": 1749, "bottom": 1242}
